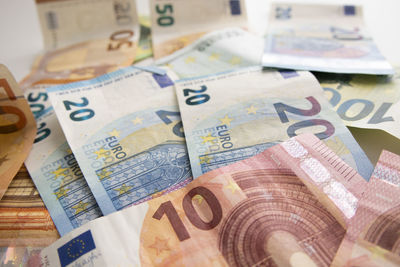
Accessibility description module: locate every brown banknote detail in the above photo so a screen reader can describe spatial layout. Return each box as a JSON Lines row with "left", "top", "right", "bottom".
{"left": 332, "top": 150, "right": 400, "bottom": 267}
{"left": 0, "top": 165, "right": 59, "bottom": 248}
{"left": 0, "top": 165, "right": 58, "bottom": 266}
{"left": 269, "top": 133, "right": 367, "bottom": 229}
{"left": 138, "top": 134, "right": 358, "bottom": 266}
{"left": 0, "top": 65, "right": 36, "bottom": 199}
{"left": 19, "top": 38, "right": 137, "bottom": 89}
{"left": 20, "top": 0, "right": 140, "bottom": 89}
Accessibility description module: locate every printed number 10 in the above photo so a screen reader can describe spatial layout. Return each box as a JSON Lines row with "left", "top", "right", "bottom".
{"left": 153, "top": 186, "right": 222, "bottom": 241}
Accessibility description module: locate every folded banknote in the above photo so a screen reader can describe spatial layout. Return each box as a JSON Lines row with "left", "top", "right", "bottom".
{"left": 332, "top": 150, "right": 400, "bottom": 267}
{"left": 24, "top": 87, "right": 102, "bottom": 236}
{"left": 175, "top": 66, "right": 373, "bottom": 180}
{"left": 47, "top": 67, "right": 192, "bottom": 215}
{"left": 157, "top": 27, "right": 263, "bottom": 79}
{"left": 262, "top": 3, "right": 394, "bottom": 75}
{"left": 37, "top": 134, "right": 366, "bottom": 266}
{"left": 316, "top": 67, "right": 400, "bottom": 139}
{"left": 150, "top": 0, "right": 247, "bottom": 59}
{"left": 0, "top": 65, "right": 36, "bottom": 200}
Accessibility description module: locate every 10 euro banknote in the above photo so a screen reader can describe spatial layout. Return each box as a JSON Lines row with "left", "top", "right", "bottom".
{"left": 38, "top": 134, "right": 366, "bottom": 266}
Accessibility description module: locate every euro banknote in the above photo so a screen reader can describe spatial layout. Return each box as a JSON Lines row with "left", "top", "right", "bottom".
{"left": 150, "top": 0, "right": 247, "bottom": 59}
{"left": 262, "top": 3, "right": 394, "bottom": 75}
{"left": 20, "top": 0, "right": 140, "bottom": 88}
{"left": 0, "top": 165, "right": 58, "bottom": 247}
{"left": 175, "top": 66, "right": 373, "bottom": 179}
{"left": 24, "top": 87, "right": 102, "bottom": 236}
{"left": 47, "top": 67, "right": 192, "bottom": 215}
{"left": 332, "top": 150, "right": 400, "bottom": 267}
{"left": 36, "top": 0, "right": 139, "bottom": 51}
{"left": 157, "top": 27, "right": 263, "bottom": 79}
{"left": 38, "top": 134, "right": 366, "bottom": 266}
{"left": 316, "top": 67, "right": 400, "bottom": 139}
{"left": 0, "top": 65, "right": 36, "bottom": 199}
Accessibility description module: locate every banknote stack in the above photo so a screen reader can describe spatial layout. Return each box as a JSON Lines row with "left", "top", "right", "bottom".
{"left": 1, "top": 0, "right": 400, "bottom": 266}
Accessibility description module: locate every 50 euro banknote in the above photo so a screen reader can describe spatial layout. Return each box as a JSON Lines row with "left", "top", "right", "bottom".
{"left": 21, "top": 0, "right": 140, "bottom": 88}
{"left": 47, "top": 67, "right": 191, "bottom": 215}
{"left": 0, "top": 65, "right": 36, "bottom": 199}
{"left": 262, "top": 3, "right": 394, "bottom": 75}
{"left": 175, "top": 66, "right": 373, "bottom": 180}
{"left": 150, "top": 0, "right": 247, "bottom": 59}
{"left": 37, "top": 134, "right": 366, "bottom": 266}
{"left": 316, "top": 67, "right": 400, "bottom": 139}
{"left": 24, "top": 87, "right": 102, "bottom": 236}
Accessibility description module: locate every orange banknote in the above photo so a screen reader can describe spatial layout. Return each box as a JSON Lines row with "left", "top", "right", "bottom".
{"left": 332, "top": 150, "right": 400, "bottom": 267}
{"left": 20, "top": 0, "right": 140, "bottom": 89}
{"left": 0, "top": 65, "right": 36, "bottom": 199}
{"left": 39, "top": 134, "right": 365, "bottom": 266}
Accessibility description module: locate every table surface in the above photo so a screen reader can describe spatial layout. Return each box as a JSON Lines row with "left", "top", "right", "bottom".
{"left": 1, "top": 0, "right": 400, "bottom": 163}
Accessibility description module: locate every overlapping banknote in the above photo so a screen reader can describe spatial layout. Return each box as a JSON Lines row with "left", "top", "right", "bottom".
{"left": 332, "top": 150, "right": 400, "bottom": 267}
{"left": 150, "top": 0, "right": 248, "bottom": 59}
{"left": 47, "top": 67, "right": 192, "bottom": 215}
{"left": 262, "top": 3, "right": 394, "bottom": 75}
{"left": 24, "top": 87, "right": 102, "bottom": 236}
{"left": 0, "top": 65, "right": 36, "bottom": 199}
{"left": 175, "top": 66, "right": 373, "bottom": 179}
{"left": 157, "top": 27, "right": 263, "bottom": 79}
{"left": 20, "top": 0, "right": 140, "bottom": 88}
{"left": 37, "top": 134, "right": 368, "bottom": 266}
{"left": 316, "top": 67, "right": 400, "bottom": 139}
{"left": 0, "top": 165, "right": 59, "bottom": 266}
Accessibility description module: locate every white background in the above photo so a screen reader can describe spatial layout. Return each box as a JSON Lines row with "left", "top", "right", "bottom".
{"left": 0, "top": 0, "right": 400, "bottom": 163}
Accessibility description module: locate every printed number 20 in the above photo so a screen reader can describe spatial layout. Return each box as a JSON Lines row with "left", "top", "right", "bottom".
{"left": 274, "top": 96, "right": 335, "bottom": 139}
{"left": 183, "top": 85, "right": 210, "bottom": 106}
{"left": 63, "top": 97, "right": 95, "bottom": 122}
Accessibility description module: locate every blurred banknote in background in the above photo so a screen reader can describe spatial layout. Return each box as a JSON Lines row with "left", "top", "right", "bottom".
{"left": 20, "top": 0, "right": 140, "bottom": 88}
{"left": 47, "top": 67, "right": 191, "bottom": 215}
{"left": 157, "top": 28, "right": 263, "bottom": 79}
{"left": 175, "top": 67, "right": 373, "bottom": 179}
{"left": 332, "top": 150, "right": 400, "bottom": 267}
{"left": 316, "top": 67, "right": 400, "bottom": 139}
{"left": 262, "top": 3, "right": 394, "bottom": 75}
{"left": 0, "top": 65, "right": 36, "bottom": 199}
{"left": 38, "top": 134, "right": 365, "bottom": 266}
{"left": 24, "top": 87, "right": 102, "bottom": 236}
{"left": 150, "top": 0, "right": 248, "bottom": 59}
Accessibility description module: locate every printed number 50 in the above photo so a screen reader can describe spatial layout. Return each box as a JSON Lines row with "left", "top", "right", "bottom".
{"left": 156, "top": 4, "right": 174, "bottom": 26}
